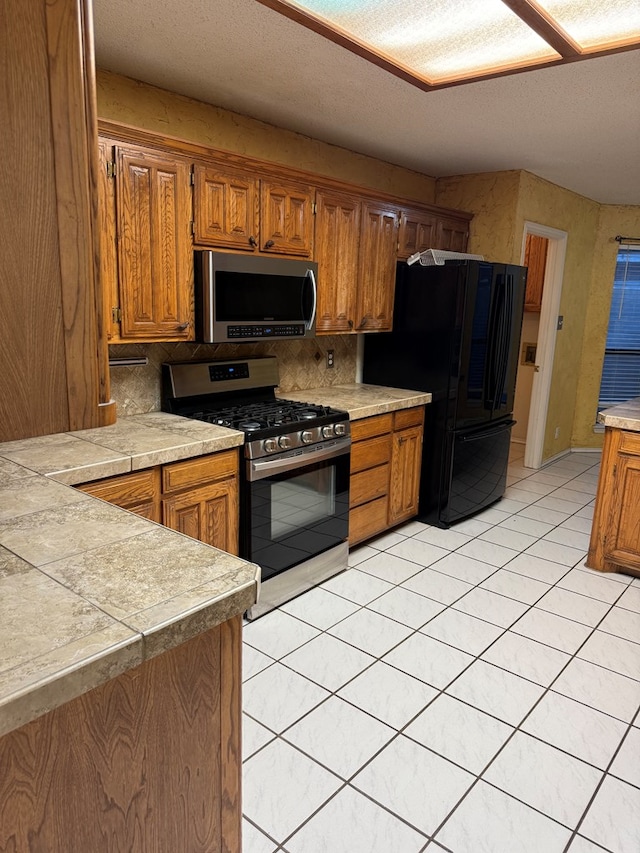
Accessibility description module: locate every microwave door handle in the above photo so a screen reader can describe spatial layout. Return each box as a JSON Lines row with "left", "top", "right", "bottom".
{"left": 306, "top": 268, "right": 317, "bottom": 331}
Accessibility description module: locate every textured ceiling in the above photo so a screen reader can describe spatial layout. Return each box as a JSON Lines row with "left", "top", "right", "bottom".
{"left": 93, "top": 0, "right": 640, "bottom": 205}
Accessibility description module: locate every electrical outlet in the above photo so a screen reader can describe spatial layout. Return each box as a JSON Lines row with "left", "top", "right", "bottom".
{"left": 554, "top": 427, "right": 560, "bottom": 439}
{"left": 326, "top": 349, "right": 334, "bottom": 369}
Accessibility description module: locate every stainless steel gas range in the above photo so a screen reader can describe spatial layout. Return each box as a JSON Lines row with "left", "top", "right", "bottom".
{"left": 162, "top": 357, "right": 351, "bottom": 619}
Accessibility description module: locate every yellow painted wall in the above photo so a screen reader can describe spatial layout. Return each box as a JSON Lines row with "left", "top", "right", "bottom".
{"left": 513, "top": 172, "right": 600, "bottom": 459}
{"left": 573, "top": 204, "right": 640, "bottom": 447}
{"left": 96, "top": 70, "right": 437, "bottom": 203}
{"left": 435, "top": 171, "right": 521, "bottom": 262}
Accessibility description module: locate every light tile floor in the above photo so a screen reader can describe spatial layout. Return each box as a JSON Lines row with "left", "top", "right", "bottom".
{"left": 241, "top": 447, "right": 640, "bottom": 853}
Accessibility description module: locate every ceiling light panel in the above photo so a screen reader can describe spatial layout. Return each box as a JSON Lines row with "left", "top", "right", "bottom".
{"left": 281, "top": 0, "right": 560, "bottom": 82}
{"left": 534, "top": 0, "right": 640, "bottom": 50}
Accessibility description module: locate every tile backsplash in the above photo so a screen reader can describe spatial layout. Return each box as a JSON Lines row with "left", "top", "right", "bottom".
{"left": 108, "top": 336, "right": 358, "bottom": 417}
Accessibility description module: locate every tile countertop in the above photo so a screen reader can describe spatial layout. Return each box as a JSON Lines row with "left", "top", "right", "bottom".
{"left": 280, "top": 383, "right": 432, "bottom": 418}
{"left": 597, "top": 397, "right": 640, "bottom": 432}
{"left": 0, "top": 386, "right": 429, "bottom": 738}
{"left": 0, "top": 413, "right": 257, "bottom": 738}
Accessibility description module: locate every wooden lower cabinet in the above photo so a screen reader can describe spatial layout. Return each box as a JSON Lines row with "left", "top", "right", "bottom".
{"left": 77, "top": 449, "right": 239, "bottom": 555}
{"left": 0, "top": 618, "right": 242, "bottom": 853}
{"left": 77, "top": 466, "right": 162, "bottom": 521}
{"left": 587, "top": 427, "right": 640, "bottom": 576}
{"left": 349, "top": 407, "right": 424, "bottom": 545}
{"left": 163, "top": 450, "right": 239, "bottom": 556}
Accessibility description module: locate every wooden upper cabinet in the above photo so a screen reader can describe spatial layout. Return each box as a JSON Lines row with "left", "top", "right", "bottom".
{"left": 98, "top": 138, "right": 119, "bottom": 342}
{"left": 99, "top": 141, "right": 194, "bottom": 342}
{"left": 193, "top": 167, "right": 314, "bottom": 257}
{"left": 523, "top": 233, "right": 548, "bottom": 312}
{"left": 398, "top": 207, "right": 439, "bottom": 260}
{"left": 193, "top": 163, "right": 259, "bottom": 251}
{"left": 435, "top": 215, "right": 470, "bottom": 252}
{"left": 260, "top": 179, "right": 314, "bottom": 256}
{"left": 356, "top": 202, "right": 399, "bottom": 331}
{"left": 315, "top": 190, "right": 361, "bottom": 333}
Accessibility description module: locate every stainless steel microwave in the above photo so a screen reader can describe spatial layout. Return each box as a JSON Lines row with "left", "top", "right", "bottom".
{"left": 194, "top": 250, "right": 317, "bottom": 343}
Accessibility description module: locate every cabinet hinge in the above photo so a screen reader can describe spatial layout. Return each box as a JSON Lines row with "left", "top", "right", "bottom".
{"left": 106, "top": 161, "right": 116, "bottom": 179}
{"left": 312, "top": 202, "right": 317, "bottom": 215}
{"left": 190, "top": 220, "right": 195, "bottom": 236}
{"left": 112, "top": 307, "right": 122, "bottom": 323}
{"left": 613, "top": 464, "right": 617, "bottom": 477}
{"left": 190, "top": 168, "right": 195, "bottom": 186}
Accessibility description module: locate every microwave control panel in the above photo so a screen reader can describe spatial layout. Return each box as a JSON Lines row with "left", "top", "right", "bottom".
{"left": 226, "top": 324, "right": 306, "bottom": 338}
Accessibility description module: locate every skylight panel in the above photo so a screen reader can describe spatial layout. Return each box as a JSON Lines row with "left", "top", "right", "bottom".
{"left": 534, "top": 0, "right": 640, "bottom": 50}
{"left": 258, "top": 0, "right": 640, "bottom": 88}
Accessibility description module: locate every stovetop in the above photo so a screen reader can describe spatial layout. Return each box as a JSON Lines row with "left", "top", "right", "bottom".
{"left": 161, "top": 357, "right": 350, "bottom": 457}
{"left": 190, "top": 399, "right": 341, "bottom": 433}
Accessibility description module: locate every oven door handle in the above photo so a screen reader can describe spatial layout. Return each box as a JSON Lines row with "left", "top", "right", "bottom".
{"left": 248, "top": 436, "right": 351, "bottom": 481}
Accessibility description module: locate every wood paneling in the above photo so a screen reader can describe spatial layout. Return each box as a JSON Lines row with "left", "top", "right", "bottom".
{"left": 0, "top": 0, "right": 113, "bottom": 441}
{"left": 0, "top": 620, "right": 242, "bottom": 852}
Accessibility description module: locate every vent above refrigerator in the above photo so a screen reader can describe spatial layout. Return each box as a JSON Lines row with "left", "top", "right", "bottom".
{"left": 407, "top": 249, "right": 485, "bottom": 266}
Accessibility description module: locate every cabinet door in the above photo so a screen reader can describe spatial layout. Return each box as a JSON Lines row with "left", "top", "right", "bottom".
{"left": 603, "top": 437, "right": 640, "bottom": 572}
{"left": 116, "top": 145, "right": 194, "bottom": 340}
{"left": 435, "top": 215, "right": 469, "bottom": 252}
{"left": 98, "top": 139, "right": 119, "bottom": 341}
{"left": 356, "top": 203, "right": 399, "bottom": 331}
{"left": 260, "top": 180, "right": 314, "bottom": 256}
{"left": 77, "top": 469, "right": 162, "bottom": 522}
{"left": 523, "top": 233, "right": 548, "bottom": 312}
{"left": 398, "top": 207, "right": 438, "bottom": 260}
{"left": 389, "top": 424, "right": 423, "bottom": 525}
{"left": 315, "top": 190, "right": 360, "bottom": 333}
{"left": 193, "top": 163, "right": 259, "bottom": 251}
{"left": 163, "top": 478, "right": 239, "bottom": 555}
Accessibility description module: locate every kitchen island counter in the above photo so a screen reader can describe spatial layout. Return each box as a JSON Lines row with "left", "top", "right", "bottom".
{"left": 0, "top": 412, "right": 255, "bottom": 737}
{"left": 588, "top": 397, "right": 640, "bottom": 577}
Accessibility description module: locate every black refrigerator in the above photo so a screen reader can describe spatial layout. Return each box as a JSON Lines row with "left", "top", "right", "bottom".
{"left": 363, "top": 259, "right": 527, "bottom": 528}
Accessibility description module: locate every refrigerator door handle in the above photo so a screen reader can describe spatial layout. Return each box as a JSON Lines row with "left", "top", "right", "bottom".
{"left": 493, "top": 273, "right": 514, "bottom": 411}
{"left": 484, "top": 274, "right": 505, "bottom": 409}
{"left": 458, "top": 419, "right": 516, "bottom": 442}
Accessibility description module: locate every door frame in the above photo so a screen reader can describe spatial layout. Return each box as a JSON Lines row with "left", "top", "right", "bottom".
{"left": 519, "top": 221, "right": 568, "bottom": 469}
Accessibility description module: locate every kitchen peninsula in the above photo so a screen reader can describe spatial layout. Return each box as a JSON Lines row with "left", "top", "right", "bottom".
{"left": 0, "top": 414, "right": 258, "bottom": 851}
{"left": 587, "top": 397, "right": 640, "bottom": 577}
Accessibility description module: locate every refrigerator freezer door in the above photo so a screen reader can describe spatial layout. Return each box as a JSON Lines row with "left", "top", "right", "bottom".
{"left": 438, "top": 419, "right": 515, "bottom": 527}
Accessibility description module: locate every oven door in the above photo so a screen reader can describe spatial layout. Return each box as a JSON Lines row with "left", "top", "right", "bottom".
{"left": 242, "top": 438, "right": 350, "bottom": 585}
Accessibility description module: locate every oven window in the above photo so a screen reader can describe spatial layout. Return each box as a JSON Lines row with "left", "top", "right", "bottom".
{"left": 271, "top": 467, "right": 335, "bottom": 539}
{"left": 244, "top": 454, "right": 350, "bottom": 579}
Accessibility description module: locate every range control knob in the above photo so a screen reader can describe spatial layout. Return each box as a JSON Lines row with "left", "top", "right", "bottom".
{"left": 263, "top": 438, "right": 278, "bottom": 454}
{"left": 300, "top": 429, "right": 315, "bottom": 444}
{"left": 278, "top": 435, "right": 292, "bottom": 450}
{"left": 334, "top": 422, "right": 347, "bottom": 436}
{"left": 321, "top": 425, "right": 335, "bottom": 439}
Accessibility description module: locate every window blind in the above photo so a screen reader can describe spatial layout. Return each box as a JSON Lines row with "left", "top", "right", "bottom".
{"left": 598, "top": 246, "right": 640, "bottom": 409}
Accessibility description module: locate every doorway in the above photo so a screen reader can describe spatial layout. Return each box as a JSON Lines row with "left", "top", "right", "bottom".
{"left": 513, "top": 222, "right": 568, "bottom": 470}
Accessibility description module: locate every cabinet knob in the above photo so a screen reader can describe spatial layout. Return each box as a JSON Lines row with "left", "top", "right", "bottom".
{"left": 358, "top": 317, "right": 367, "bottom": 329}
{"left": 263, "top": 239, "right": 275, "bottom": 250}
{"left": 348, "top": 319, "right": 354, "bottom": 330}
{"left": 176, "top": 322, "right": 189, "bottom": 331}
{"left": 248, "top": 235, "right": 257, "bottom": 247}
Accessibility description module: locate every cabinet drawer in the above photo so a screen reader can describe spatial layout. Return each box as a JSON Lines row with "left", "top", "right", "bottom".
{"left": 350, "top": 434, "right": 392, "bottom": 474}
{"left": 350, "top": 463, "right": 389, "bottom": 508}
{"left": 394, "top": 406, "right": 425, "bottom": 430}
{"left": 619, "top": 431, "right": 640, "bottom": 455}
{"left": 162, "top": 449, "right": 238, "bottom": 494}
{"left": 351, "top": 414, "right": 393, "bottom": 442}
{"left": 349, "top": 496, "right": 388, "bottom": 545}
{"left": 77, "top": 468, "right": 158, "bottom": 506}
